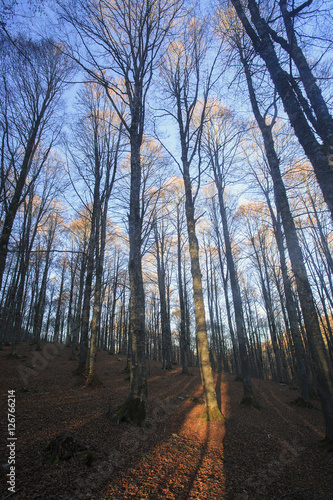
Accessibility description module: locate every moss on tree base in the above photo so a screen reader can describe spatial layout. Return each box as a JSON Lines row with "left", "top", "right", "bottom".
{"left": 110, "top": 397, "right": 146, "bottom": 426}
{"left": 199, "top": 405, "right": 225, "bottom": 423}
{"left": 240, "top": 395, "right": 260, "bottom": 409}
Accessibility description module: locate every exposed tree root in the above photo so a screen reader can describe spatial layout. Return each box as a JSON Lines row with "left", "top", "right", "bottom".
{"left": 109, "top": 397, "right": 146, "bottom": 426}
{"left": 85, "top": 372, "right": 104, "bottom": 388}
{"left": 240, "top": 395, "right": 260, "bottom": 409}
{"left": 44, "top": 432, "right": 87, "bottom": 465}
{"left": 199, "top": 405, "right": 225, "bottom": 423}
{"left": 189, "top": 396, "right": 204, "bottom": 404}
{"left": 122, "top": 362, "right": 131, "bottom": 374}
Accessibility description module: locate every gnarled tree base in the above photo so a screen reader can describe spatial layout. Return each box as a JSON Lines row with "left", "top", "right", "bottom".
{"left": 199, "top": 405, "right": 225, "bottom": 423}
{"left": 110, "top": 397, "right": 146, "bottom": 426}
{"left": 85, "top": 372, "right": 104, "bottom": 388}
{"left": 240, "top": 395, "right": 260, "bottom": 409}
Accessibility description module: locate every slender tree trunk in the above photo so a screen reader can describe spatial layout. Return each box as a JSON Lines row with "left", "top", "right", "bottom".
{"left": 250, "top": 234, "right": 284, "bottom": 382}
{"left": 182, "top": 159, "right": 223, "bottom": 421}
{"left": 154, "top": 220, "right": 172, "bottom": 370}
{"left": 214, "top": 175, "right": 256, "bottom": 405}
{"left": 240, "top": 48, "right": 333, "bottom": 439}
{"left": 77, "top": 222, "right": 96, "bottom": 375}
{"left": 112, "top": 129, "right": 147, "bottom": 425}
{"left": 53, "top": 262, "right": 66, "bottom": 343}
{"left": 33, "top": 248, "right": 51, "bottom": 351}
{"left": 87, "top": 203, "right": 102, "bottom": 385}
{"left": 214, "top": 222, "right": 241, "bottom": 377}
{"left": 176, "top": 204, "right": 188, "bottom": 375}
{"left": 266, "top": 195, "right": 311, "bottom": 402}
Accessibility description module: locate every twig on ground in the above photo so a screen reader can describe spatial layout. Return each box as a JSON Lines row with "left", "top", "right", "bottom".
{"left": 2, "top": 490, "right": 20, "bottom": 500}
{"left": 278, "top": 487, "right": 312, "bottom": 499}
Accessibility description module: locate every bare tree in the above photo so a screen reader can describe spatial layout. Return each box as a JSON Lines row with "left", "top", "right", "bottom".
{"left": 217, "top": 6, "right": 333, "bottom": 440}
{"left": 229, "top": 0, "right": 333, "bottom": 220}
{"left": 159, "top": 14, "right": 223, "bottom": 420}
{"left": 202, "top": 103, "right": 258, "bottom": 406}
{"left": 60, "top": 0, "right": 183, "bottom": 424}
{"left": 67, "top": 83, "right": 123, "bottom": 380}
{"left": 0, "top": 37, "right": 72, "bottom": 290}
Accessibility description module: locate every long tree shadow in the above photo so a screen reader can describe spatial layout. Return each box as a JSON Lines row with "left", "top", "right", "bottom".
{"left": 0, "top": 344, "right": 229, "bottom": 500}
{"left": 96, "top": 367, "right": 227, "bottom": 499}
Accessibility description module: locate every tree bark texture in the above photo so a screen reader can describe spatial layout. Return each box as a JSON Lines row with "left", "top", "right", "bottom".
{"left": 231, "top": 0, "right": 333, "bottom": 220}
{"left": 183, "top": 161, "right": 223, "bottom": 420}
{"left": 240, "top": 46, "right": 333, "bottom": 439}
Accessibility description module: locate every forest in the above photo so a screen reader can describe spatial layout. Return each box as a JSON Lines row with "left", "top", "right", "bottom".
{"left": 0, "top": 0, "right": 333, "bottom": 497}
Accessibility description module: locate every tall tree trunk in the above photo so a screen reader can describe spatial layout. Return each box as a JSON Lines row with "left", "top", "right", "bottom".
{"left": 231, "top": 0, "right": 333, "bottom": 219}
{"left": 250, "top": 233, "right": 284, "bottom": 382}
{"left": 183, "top": 160, "right": 223, "bottom": 421}
{"left": 77, "top": 220, "right": 96, "bottom": 375}
{"left": 214, "top": 220, "right": 241, "bottom": 377}
{"left": 33, "top": 247, "right": 52, "bottom": 351}
{"left": 87, "top": 203, "right": 102, "bottom": 385}
{"left": 214, "top": 175, "right": 257, "bottom": 405}
{"left": 177, "top": 203, "right": 189, "bottom": 375}
{"left": 240, "top": 47, "right": 333, "bottom": 440}
{"left": 154, "top": 220, "right": 172, "bottom": 371}
{"left": 265, "top": 194, "right": 311, "bottom": 402}
{"left": 53, "top": 261, "right": 66, "bottom": 343}
{"left": 112, "top": 131, "right": 147, "bottom": 425}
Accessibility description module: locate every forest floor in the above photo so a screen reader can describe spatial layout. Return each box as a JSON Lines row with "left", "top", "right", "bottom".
{"left": 0, "top": 343, "right": 332, "bottom": 500}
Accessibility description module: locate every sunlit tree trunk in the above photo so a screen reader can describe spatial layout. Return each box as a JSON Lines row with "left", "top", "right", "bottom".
{"left": 183, "top": 161, "right": 223, "bottom": 420}
{"left": 159, "top": 13, "right": 223, "bottom": 420}
{"left": 60, "top": 0, "right": 183, "bottom": 425}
